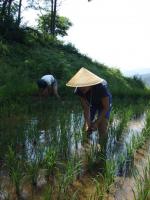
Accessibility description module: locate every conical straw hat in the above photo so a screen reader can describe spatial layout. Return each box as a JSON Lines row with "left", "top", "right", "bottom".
{"left": 66, "top": 67, "right": 104, "bottom": 87}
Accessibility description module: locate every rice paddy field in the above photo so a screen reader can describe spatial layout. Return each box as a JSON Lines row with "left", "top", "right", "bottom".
{"left": 0, "top": 98, "right": 150, "bottom": 200}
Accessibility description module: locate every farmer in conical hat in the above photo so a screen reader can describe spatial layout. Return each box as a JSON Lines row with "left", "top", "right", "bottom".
{"left": 66, "top": 67, "right": 112, "bottom": 136}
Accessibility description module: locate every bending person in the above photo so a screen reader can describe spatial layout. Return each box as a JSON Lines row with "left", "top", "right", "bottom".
{"left": 66, "top": 67, "right": 112, "bottom": 136}
{"left": 37, "top": 74, "right": 59, "bottom": 98}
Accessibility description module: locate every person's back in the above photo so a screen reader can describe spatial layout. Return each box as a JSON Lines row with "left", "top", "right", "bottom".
{"left": 41, "top": 75, "right": 55, "bottom": 86}
{"left": 37, "top": 74, "right": 59, "bottom": 98}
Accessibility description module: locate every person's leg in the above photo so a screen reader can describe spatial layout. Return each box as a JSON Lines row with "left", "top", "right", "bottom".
{"left": 42, "top": 87, "right": 49, "bottom": 96}
{"left": 53, "top": 81, "right": 60, "bottom": 98}
{"left": 98, "top": 118, "right": 109, "bottom": 172}
{"left": 98, "top": 117, "right": 108, "bottom": 135}
{"left": 48, "top": 86, "right": 53, "bottom": 95}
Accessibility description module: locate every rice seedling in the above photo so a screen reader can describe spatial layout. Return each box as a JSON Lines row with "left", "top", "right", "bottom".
{"left": 57, "top": 118, "right": 71, "bottom": 159}
{"left": 103, "top": 159, "right": 116, "bottom": 192}
{"left": 57, "top": 158, "right": 83, "bottom": 199}
{"left": 91, "top": 159, "right": 116, "bottom": 200}
{"left": 84, "top": 123, "right": 123, "bottom": 197}
{"left": 5, "top": 146, "right": 17, "bottom": 172}
{"left": 43, "top": 185, "right": 53, "bottom": 200}
{"left": 70, "top": 190, "right": 79, "bottom": 200}
{"left": 5, "top": 146, "right": 23, "bottom": 198}
{"left": 114, "top": 109, "right": 133, "bottom": 141}
{"left": 73, "top": 129, "right": 83, "bottom": 152}
{"left": 117, "top": 154, "right": 126, "bottom": 176}
{"left": 125, "top": 138, "right": 140, "bottom": 176}
{"left": 123, "top": 112, "right": 150, "bottom": 175}
{"left": 133, "top": 158, "right": 150, "bottom": 200}
{"left": 84, "top": 143, "right": 103, "bottom": 173}
{"left": 25, "top": 159, "right": 39, "bottom": 187}
{"left": 92, "top": 174, "right": 105, "bottom": 200}
{"left": 132, "top": 134, "right": 145, "bottom": 151}
{"left": 1, "top": 99, "right": 150, "bottom": 199}
{"left": 43, "top": 147, "right": 57, "bottom": 181}
{"left": 11, "top": 169, "right": 22, "bottom": 198}
{"left": 142, "top": 111, "right": 150, "bottom": 139}
{"left": 125, "top": 111, "right": 150, "bottom": 162}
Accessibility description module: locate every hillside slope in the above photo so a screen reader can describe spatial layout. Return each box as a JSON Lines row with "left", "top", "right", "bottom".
{"left": 0, "top": 38, "right": 150, "bottom": 100}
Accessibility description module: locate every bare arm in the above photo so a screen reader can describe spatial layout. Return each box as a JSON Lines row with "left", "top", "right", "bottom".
{"left": 92, "top": 96, "right": 109, "bottom": 129}
{"left": 80, "top": 97, "right": 91, "bottom": 129}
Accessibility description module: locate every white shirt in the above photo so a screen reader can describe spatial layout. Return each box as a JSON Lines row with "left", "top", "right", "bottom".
{"left": 102, "top": 79, "right": 108, "bottom": 86}
{"left": 41, "top": 75, "right": 55, "bottom": 86}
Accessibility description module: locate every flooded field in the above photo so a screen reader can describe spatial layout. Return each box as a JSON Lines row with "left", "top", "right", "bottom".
{"left": 0, "top": 98, "right": 150, "bottom": 200}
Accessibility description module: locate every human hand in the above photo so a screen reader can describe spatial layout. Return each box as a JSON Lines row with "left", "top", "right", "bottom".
{"left": 83, "top": 122, "right": 90, "bottom": 131}
{"left": 90, "top": 121, "right": 98, "bottom": 131}
{"left": 83, "top": 122, "right": 93, "bottom": 134}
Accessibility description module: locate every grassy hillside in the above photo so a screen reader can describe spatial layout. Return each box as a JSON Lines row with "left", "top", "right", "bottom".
{"left": 0, "top": 36, "right": 150, "bottom": 101}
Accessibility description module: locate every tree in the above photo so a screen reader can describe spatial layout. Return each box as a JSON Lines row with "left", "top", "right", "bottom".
{"left": 17, "top": 0, "right": 22, "bottom": 26}
{"left": 0, "top": 0, "right": 25, "bottom": 41}
{"left": 50, "top": 0, "right": 59, "bottom": 36}
{"left": 38, "top": 13, "right": 72, "bottom": 37}
{"left": 27, "top": 0, "right": 61, "bottom": 37}
{"left": 0, "top": 0, "right": 23, "bottom": 26}
{"left": 0, "top": 0, "right": 14, "bottom": 21}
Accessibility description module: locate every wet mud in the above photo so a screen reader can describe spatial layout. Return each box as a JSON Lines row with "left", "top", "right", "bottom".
{"left": 106, "top": 140, "right": 150, "bottom": 200}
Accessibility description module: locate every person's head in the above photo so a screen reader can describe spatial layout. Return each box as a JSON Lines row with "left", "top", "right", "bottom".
{"left": 78, "top": 86, "right": 91, "bottom": 94}
{"left": 37, "top": 79, "right": 48, "bottom": 89}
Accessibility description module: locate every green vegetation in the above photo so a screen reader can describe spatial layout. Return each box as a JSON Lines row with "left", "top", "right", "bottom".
{"left": 5, "top": 146, "right": 23, "bottom": 198}
{"left": 38, "top": 14, "right": 72, "bottom": 37}
{"left": 1, "top": 1, "right": 150, "bottom": 200}
{"left": 0, "top": 35, "right": 150, "bottom": 102}
{"left": 126, "top": 111, "right": 150, "bottom": 160}
{"left": 133, "top": 157, "right": 150, "bottom": 200}
{"left": 0, "top": 98, "right": 150, "bottom": 199}
{"left": 0, "top": 0, "right": 150, "bottom": 102}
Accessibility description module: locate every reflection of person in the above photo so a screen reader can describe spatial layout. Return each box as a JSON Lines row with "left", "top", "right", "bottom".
{"left": 66, "top": 67, "right": 112, "bottom": 136}
{"left": 37, "top": 74, "right": 60, "bottom": 98}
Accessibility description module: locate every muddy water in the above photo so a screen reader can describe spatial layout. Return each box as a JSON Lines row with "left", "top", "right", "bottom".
{"left": 107, "top": 140, "right": 150, "bottom": 200}
{"left": 0, "top": 99, "right": 150, "bottom": 199}
{"left": 107, "top": 113, "right": 146, "bottom": 176}
{"left": 0, "top": 101, "right": 148, "bottom": 167}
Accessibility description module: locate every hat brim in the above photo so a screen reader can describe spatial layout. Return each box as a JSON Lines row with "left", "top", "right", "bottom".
{"left": 66, "top": 67, "right": 104, "bottom": 87}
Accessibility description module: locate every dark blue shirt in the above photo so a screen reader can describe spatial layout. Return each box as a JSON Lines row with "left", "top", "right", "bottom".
{"left": 75, "top": 83, "right": 112, "bottom": 109}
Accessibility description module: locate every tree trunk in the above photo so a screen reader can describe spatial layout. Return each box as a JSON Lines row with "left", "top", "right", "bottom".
{"left": 50, "top": 0, "right": 54, "bottom": 35}
{"left": 50, "top": 0, "right": 57, "bottom": 37}
{"left": 17, "top": 0, "right": 22, "bottom": 26}
{"left": 7, "top": 0, "right": 13, "bottom": 17}
{"left": 52, "top": 0, "right": 57, "bottom": 36}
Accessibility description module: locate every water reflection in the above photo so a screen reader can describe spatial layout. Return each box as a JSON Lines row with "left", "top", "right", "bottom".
{"left": 107, "top": 112, "right": 146, "bottom": 176}
{"left": 23, "top": 110, "right": 146, "bottom": 177}
{"left": 0, "top": 100, "right": 149, "bottom": 177}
